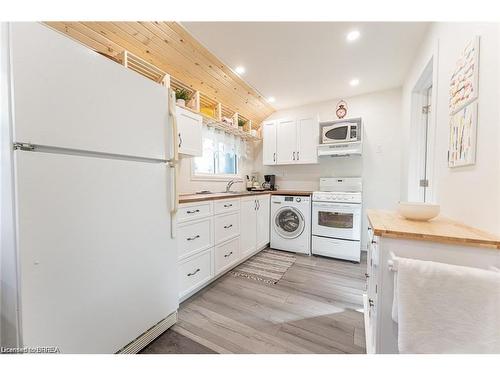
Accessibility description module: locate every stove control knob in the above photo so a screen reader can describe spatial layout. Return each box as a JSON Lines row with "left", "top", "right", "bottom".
{"left": 296, "top": 197, "right": 301, "bottom": 203}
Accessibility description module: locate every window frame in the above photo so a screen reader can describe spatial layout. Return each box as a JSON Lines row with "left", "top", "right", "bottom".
{"left": 191, "top": 138, "right": 242, "bottom": 182}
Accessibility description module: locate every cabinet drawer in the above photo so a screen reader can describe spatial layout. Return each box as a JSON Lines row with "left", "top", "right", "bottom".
{"left": 178, "top": 248, "right": 213, "bottom": 298}
{"left": 214, "top": 198, "right": 240, "bottom": 215}
{"left": 178, "top": 201, "right": 213, "bottom": 223}
{"left": 214, "top": 237, "right": 240, "bottom": 275}
{"left": 177, "top": 217, "right": 213, "bottom": 260}
{"left": 215, "top": 212, "right": 240, "bottom": 244}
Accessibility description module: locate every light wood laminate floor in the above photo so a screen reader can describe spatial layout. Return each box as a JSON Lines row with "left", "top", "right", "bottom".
{"left": 143, "top": 249, "right": 367, "bottom": 354}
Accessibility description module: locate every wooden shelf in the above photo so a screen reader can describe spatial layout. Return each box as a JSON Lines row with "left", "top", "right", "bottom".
{"left": 117, "top": 51, "right": 166, "bottom": 83}
{"left": 200, "top": 113, "right": 261, "bottom": 141}
{"left": 199, "top": 92, "right": 220, "bottom": 121}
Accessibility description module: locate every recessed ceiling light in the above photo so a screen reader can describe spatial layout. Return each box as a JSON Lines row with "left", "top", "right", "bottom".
{"left": 349, "top": 78, "right": 360, "bottom": 86}
{"left": 235, "top": 66, "right": 246, "bottom": 74}
{"left": 346, "top": 30, "right": 361, "bottom": 42}
{"left": 267, "top": 97, "right": 276, "bottom": 103}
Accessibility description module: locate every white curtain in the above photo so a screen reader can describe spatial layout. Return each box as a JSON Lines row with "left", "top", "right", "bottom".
{"left": 203, "top": 125, "right": 248, "bottom": 160}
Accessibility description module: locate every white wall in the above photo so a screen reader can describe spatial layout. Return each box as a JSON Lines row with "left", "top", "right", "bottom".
{"left": 402, "top": 23, "right": 500, "bottom": 235}
{"left": 255, "top": 87, "right": 403, "bottom": 249}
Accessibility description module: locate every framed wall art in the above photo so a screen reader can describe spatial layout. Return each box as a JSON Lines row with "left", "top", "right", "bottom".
{"left": 448, "top": 36, "right": 480, "bottom": 168}
{"left": 449, "top": 36, "right": 480, "bottom": 114}
{"left": 448, "top": 101, "right": 478, "bottom": 167}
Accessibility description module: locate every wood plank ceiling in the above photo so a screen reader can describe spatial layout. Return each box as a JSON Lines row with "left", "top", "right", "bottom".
{"left": 44, "top": 22, "right": 275, "bottom": 125}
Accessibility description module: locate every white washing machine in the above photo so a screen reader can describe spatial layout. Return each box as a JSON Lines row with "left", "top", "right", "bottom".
{"left": 270, "top": 195, "right": 311, "bottom": 255}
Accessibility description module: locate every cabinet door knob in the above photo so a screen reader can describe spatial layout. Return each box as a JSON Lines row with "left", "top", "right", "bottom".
{"left": 224, "top": 204, "right": 233, "bottom": 208}
{"left": 187, "top": 235, "right": 200, "bottom": 241}
{"left": 297, "top": 151, "right": 299, "bottom": 160}
{"left": 223, "top": 224, "right": 233, "bottom": 229}
{"left": 369, "top": 298, "right": 375, "bottom": 307}
{"left": 273, "top": 152, "right": 276, "bottom": 162}
{"left": 292, "top": 151, "right": 296, "bottom": 160}
{"left": 365, "top": 272, "right": 370, "bottom": 278}
{"left": 186, "top": 209, "right": 200, "bottom": 214}
{"left": 178, "top": 133, "right": 182, "bottom": 148}
{"left": 224, "top": 251, "right": 233, "bottom": 258}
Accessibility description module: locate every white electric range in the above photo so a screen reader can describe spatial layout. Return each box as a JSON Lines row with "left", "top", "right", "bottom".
{"left": 311, "top": 177, "right": 362, "bottom": 262}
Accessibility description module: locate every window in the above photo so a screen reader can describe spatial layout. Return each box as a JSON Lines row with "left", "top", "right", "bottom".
{"left": 193, "top": 131, "right": 240, "bottom": 177}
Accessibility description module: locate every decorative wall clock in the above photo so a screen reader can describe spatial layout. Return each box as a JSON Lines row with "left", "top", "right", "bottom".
{"left": 336, "top": 100, "right": 348, "bottom": 119}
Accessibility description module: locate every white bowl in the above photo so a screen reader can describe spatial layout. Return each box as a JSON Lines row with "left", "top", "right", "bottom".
{"left": 398, "top": 202, "right": 440, "bottom": 221}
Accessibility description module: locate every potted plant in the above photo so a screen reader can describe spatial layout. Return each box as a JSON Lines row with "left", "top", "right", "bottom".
{"left": 238, "top": 118, "right": 246, "bottom": 127}
{"left": 175, "top": 88, "right": 190, "bottom": 107}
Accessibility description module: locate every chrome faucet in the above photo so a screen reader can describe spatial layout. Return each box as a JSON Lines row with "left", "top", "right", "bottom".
{"left": 225, "top": 179, "right": 241, "bottom": 193}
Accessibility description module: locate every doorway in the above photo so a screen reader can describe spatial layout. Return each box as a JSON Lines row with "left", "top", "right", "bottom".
{"left": 409, "top": 55, "right": 437, "bottom": 203}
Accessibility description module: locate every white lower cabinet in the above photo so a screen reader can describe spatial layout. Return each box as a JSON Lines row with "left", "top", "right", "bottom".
{"left": 214, "top": 212, "right": 240, "bottom": 244}
{"left": 214, "top": 237, "right": 240, "bottom": 275}
{"left": 240, "top": 195, "right": 270, "bottom": 257}
{"left": 177, "top": 194, "right": 271, "bottom": 301}
{"left": 240, "top": 197, "right": 258, "bottom": 257}
{"left": 178, "top": 248, "right": 214, "bottom": 300}
{"left": 256, "top": 195, "right": 270, "bottom": 249}
{"left": 177, "top": 217, "right": 213, "bottom": 260}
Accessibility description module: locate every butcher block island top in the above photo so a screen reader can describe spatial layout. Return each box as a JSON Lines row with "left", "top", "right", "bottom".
{"left": 367, "top": 209, "right": 500, "bottom": 250}
{"left": 179, "top": 190, "right": 312, "bottom": 203}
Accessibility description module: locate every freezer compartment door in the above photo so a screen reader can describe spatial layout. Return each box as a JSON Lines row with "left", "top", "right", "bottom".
{"left": 15, "top": 151, "right": 178, "bottom": 353}
{"left": 10, "top": 23, "right": 168, "bottom": 159}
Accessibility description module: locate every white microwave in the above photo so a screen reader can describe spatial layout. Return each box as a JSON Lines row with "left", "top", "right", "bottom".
{"left": 320, "top": 118, "right": 362, "bottom": 144}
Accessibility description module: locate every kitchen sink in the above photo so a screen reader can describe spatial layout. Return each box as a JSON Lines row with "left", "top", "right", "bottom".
{"left": 195, "top": 190, "right": 261, "bottom": 195}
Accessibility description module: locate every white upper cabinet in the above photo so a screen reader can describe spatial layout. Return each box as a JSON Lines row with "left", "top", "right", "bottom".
{"left": 176, "top": 106, "right": 202, "bottom": 157}
{"left": 296, "top": 117, "right": 319, "bottom": 164}
{"left": 276, "top": 119, "right": 297, "bottom": 164}
{"left": 262, "top": 121, "right": 277, "bottom": 165}
{"left": 263, "top": 115, "right": 318, "bottom": 165}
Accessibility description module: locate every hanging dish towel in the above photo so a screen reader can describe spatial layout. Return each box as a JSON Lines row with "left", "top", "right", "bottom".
{"left": 392, "top": 257, "right": 500, "bottom": 354}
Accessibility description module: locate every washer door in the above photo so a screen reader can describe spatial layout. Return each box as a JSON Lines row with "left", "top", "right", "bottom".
{"left": 274, "top": 206, "right": 305, "bottom": 239}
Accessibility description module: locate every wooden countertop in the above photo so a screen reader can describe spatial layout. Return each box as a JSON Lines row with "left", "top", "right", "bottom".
{"left": 179, "top": 190, "right": 312, "bottom": 203}
{"left": 367, "top": 209, "right": 500, "bottom": 250}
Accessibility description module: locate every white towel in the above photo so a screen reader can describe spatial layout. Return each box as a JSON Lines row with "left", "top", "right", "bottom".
{"left": 392, "top": 257, "right": 500, "bottom": 354}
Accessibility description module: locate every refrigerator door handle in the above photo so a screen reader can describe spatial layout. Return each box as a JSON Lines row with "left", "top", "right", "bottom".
{"left": 167, "top": 87, "right": 179, "bottom": 239}
{"left": 168, "top": 87, "right": 179, "bottom": 213}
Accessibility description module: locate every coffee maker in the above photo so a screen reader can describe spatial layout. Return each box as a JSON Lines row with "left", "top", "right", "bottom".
{"left": 263, "top": 175, "right": 276, "bottom": 191}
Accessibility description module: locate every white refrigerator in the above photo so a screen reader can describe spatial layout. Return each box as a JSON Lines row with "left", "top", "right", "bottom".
{"left": 1, "top": 23, "right": 179, "bottom": 353}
